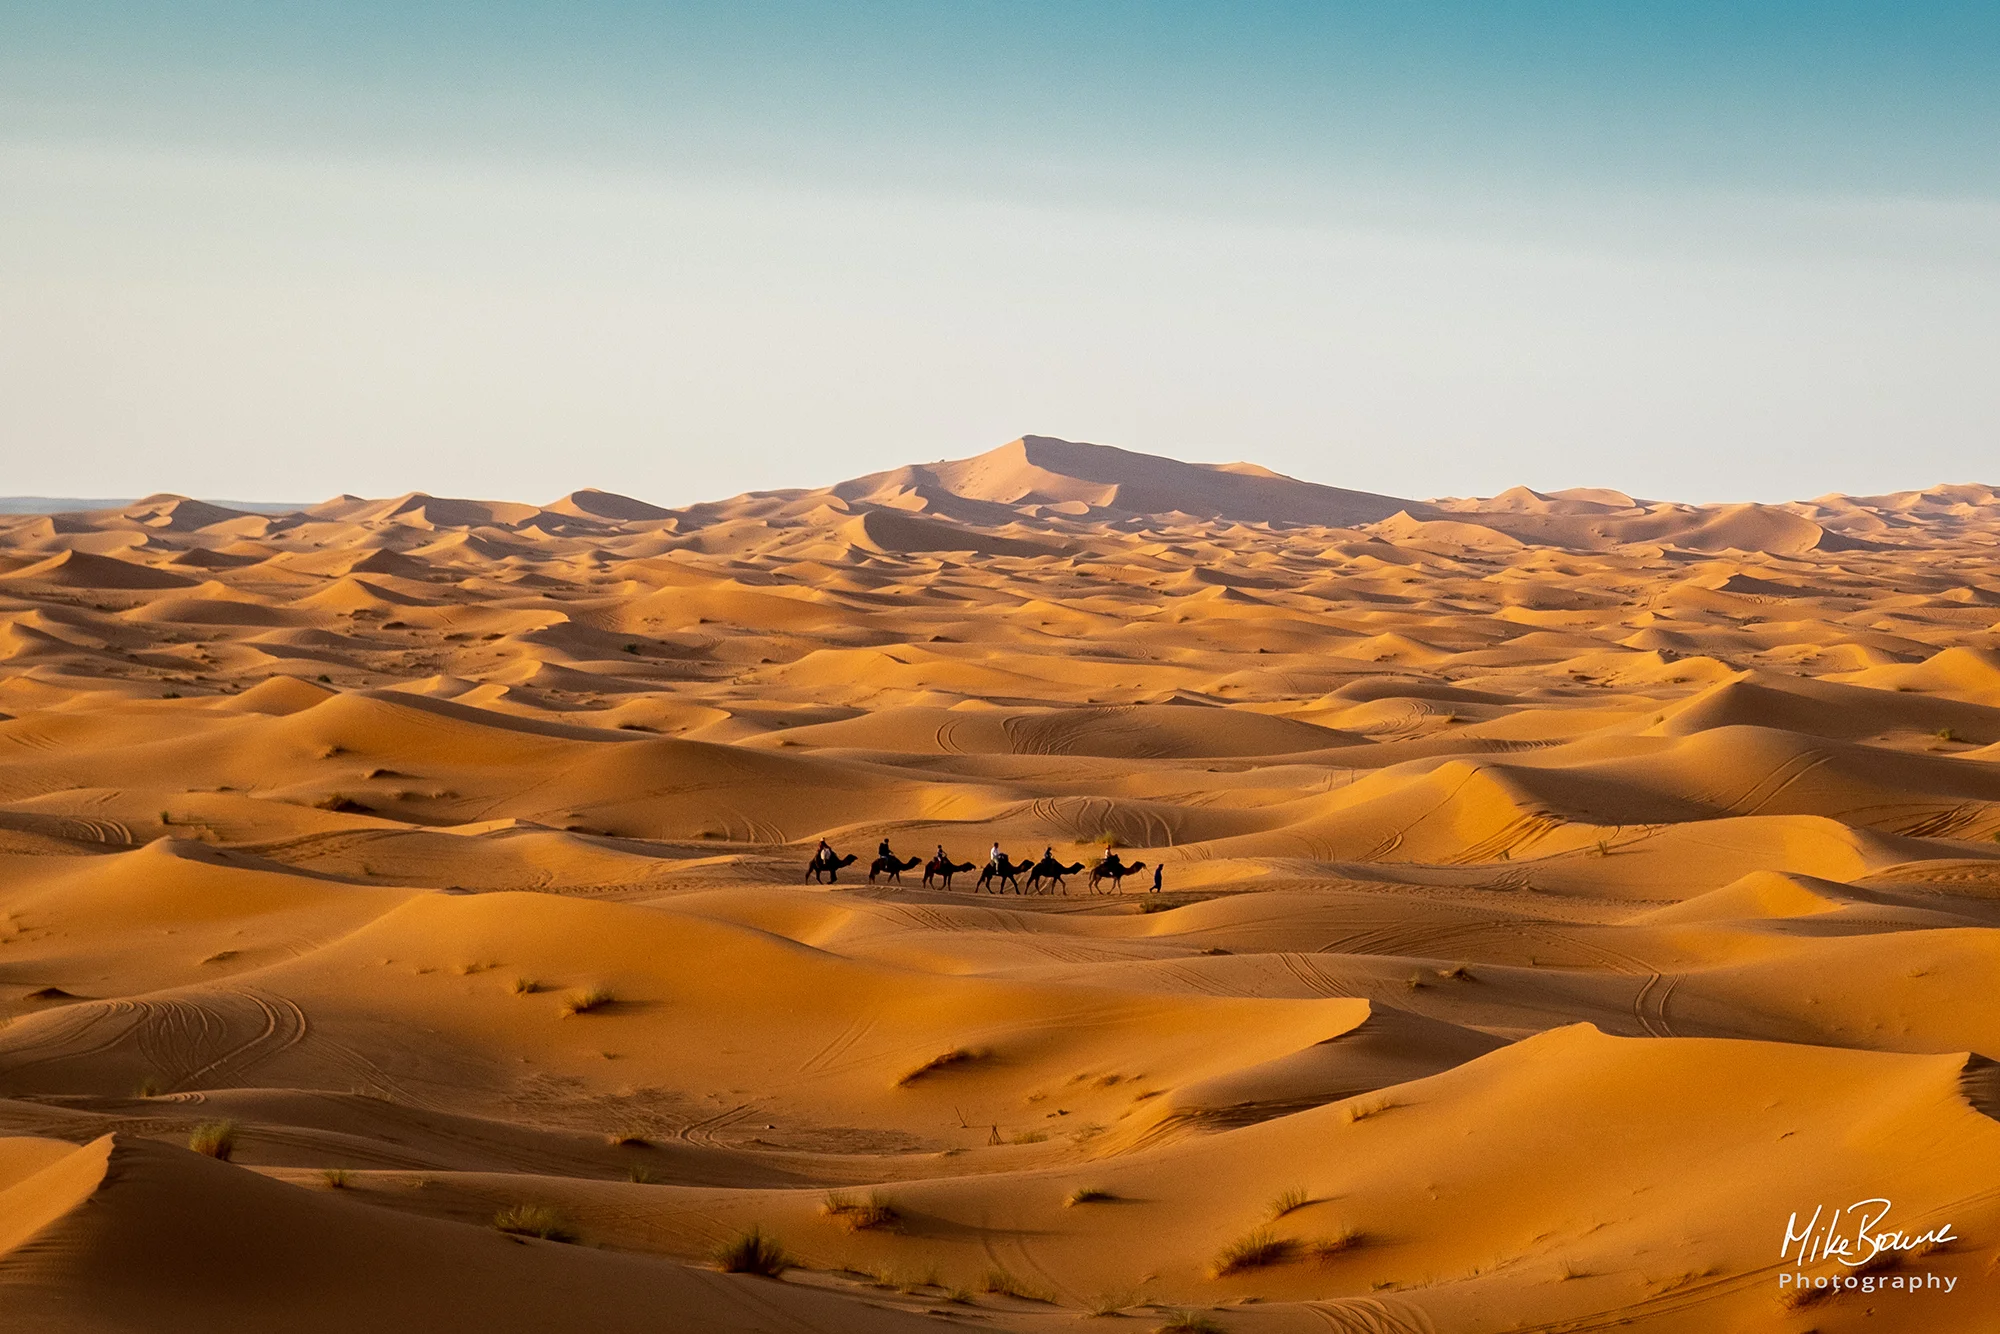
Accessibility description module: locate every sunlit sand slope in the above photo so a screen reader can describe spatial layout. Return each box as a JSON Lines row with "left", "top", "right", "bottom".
{"left": 4, "top": 440, "right": 1999, "bottom": 1332}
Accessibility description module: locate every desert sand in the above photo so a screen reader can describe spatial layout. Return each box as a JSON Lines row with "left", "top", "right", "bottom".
{"left": 3, "top": 436, "right": 1999, "bottom": 1332}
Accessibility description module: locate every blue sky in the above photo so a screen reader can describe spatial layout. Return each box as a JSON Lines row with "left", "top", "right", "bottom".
{"left": 3, "top": 3, "right": 1997, "bottom": 504}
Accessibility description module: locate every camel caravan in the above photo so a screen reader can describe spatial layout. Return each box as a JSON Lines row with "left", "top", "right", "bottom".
{"left": 805, "top": 838, "right": 1158, "bottom": 895}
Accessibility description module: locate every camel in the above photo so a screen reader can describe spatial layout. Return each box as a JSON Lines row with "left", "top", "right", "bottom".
{"left": 976, "top": 853, "right": 1028, "bottom": 893}
{"left": 804, "top": 850, "right": 857, "bottom": 884}
{"left": 923, "top": 855, "right": 976, "bottom": 889}
{"left": 869, "top": 854, "right": 922, "bottom": 884}
{"left": 1026, "top": 857, "right": 1085, "bottom": 894}
{"left": 1087, "top": 856, "right": 1147, "bottom": 893}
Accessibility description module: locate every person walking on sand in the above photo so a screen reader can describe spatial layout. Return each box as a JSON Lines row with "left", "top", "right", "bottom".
{"left": 1151, "top": 864, "right": 1163, "bottom": 893}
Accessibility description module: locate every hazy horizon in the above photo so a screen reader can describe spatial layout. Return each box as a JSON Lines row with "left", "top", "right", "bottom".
{"left": 5, "top": 3, "right": 1997, "bottom": 506}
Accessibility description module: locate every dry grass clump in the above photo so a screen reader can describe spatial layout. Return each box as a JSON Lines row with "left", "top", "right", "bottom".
{"left": 1210, "top": 1228, "right": 1295, "bottom": 1277}
{"left": 1066, "top": 1186, "right": 1116, "bottom": 1206}
{"left": 559, "top": 985, "right": 615, "bottom": 1015}
{"left": 1308, "top": 1226, "right": 1363, "bottom": 1262}
{"left": 494, "top": 1203, "right": 576, "bottom": 1242}
{"left": 606, "top": 1128, "right": 649, "bottom": 1147}
{"left": 895, "top": 1046, "right": 985, "bottom": 1086}
{"left": 1340, "top": 1095, "right": 1395, "bottom": 1124}
{"left": 1437, "top": 962, "right": 1473, "bottom": 980}
{"left": 320, "top": 1168, "right": 350, "bottom": 1189}
{"left": 980, "top": 1268, "right": 1053, "bottom": 1302}
{"left": 1154, "top": 1313, "right": 1226, "bottom": 1334}
{"left": 822, "top": 1190, "right": 900, "bottom": 1231}
{"left": 1267, "top": 1185, "right": 1310, "bottom": 1218}
{"left": 714, "top": 1227, "right": 790, "bottom": 1276}
{"left": 512, "top": 976, "right": 541, "bottom": 995}
{"left": 1009, "top": 1129, "right": 1048, "bottom": 1145}
{"left": 188, "top": 1120, "right": 238, "bottom": 1161}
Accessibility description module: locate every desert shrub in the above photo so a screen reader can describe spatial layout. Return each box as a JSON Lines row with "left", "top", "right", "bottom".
{"left": 1210, "top": 1228, "right": 1294, "bottom": 1276}
{"left": 1066, "top": 1186, "right": 1116, "bottom": 1206}
{"left": 1341, "top": 1095, "right": 1395, "bottom": 1123}
{"left": 896, "top": 1047, "right": 984, "bottom": 1086}
{"left": 979, "top": 1268, "right": 1052, "bottom": 1301}
{"left": 559, "top": 986, "right": 614, "bottom": 1015}
{"left": 1308, "top": 1226, "right": 1363, "bottom": 1262}
{"left": 822, "top": 1190, "right": 899, "bottom": 1231}
{"left": 713, "top": 1227, "right": 789, "bottom": 1276}
{"left": 1154, "top": 1310, "right": 1226, "bottom": 1333}
{"left": 188, "top": 1120, "right": 237, "bottom": 1161}
{"left": 494, "top": 1204, "right": 576, "bottom": 1242}
{"left": 1268, "top": 1185, "right": 1310, "bottom": 1218}
{"left": 321, "top": 1168, "right": 351, "bottom": 1189}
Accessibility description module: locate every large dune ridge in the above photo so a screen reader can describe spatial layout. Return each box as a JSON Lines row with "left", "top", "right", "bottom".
{"left": 3, "top": 436, "right": 2000, "bottom": 1332}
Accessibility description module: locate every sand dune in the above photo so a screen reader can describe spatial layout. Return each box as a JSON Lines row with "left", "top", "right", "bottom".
{"left": 3, "top": 438, "right": 1998, "bottom": 1331}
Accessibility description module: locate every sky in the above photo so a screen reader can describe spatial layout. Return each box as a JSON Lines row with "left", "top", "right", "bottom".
{"left": 3, "top": 2, "right": 1998, "bottom": 507}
